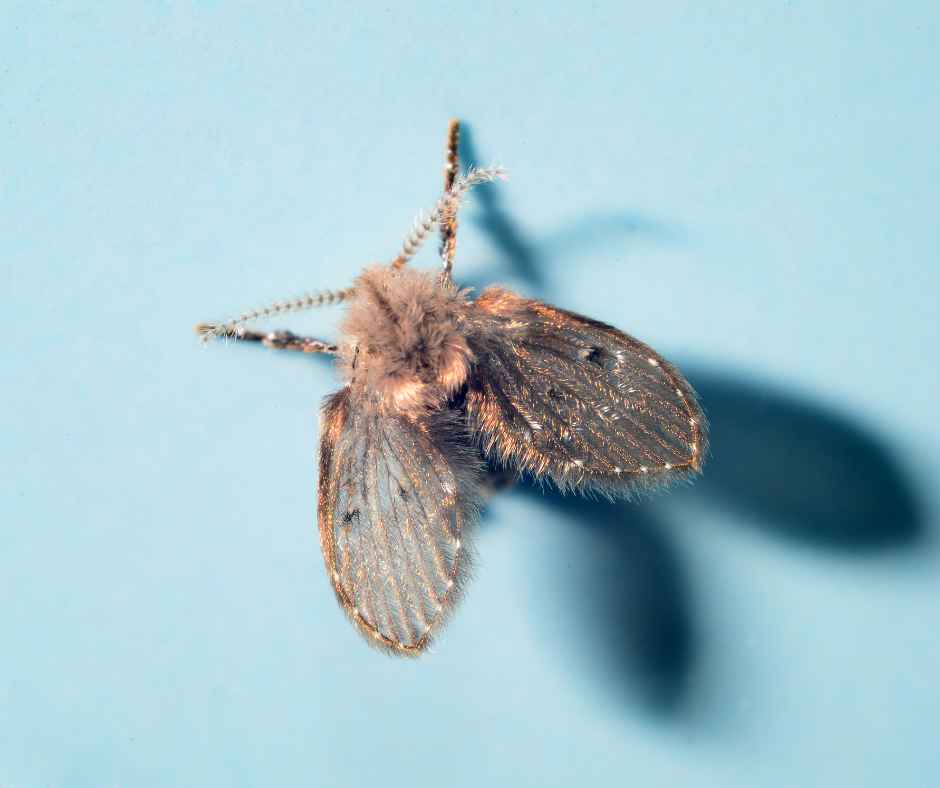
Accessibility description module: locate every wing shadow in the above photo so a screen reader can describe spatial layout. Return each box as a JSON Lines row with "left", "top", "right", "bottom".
{"left": 514, "top": 485, "right": 695, "bottom": 713}
{"left": 686, "top": 369, "right": 925, "bottom": 551}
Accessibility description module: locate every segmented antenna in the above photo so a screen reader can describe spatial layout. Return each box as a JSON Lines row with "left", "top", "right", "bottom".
{"left": 392, "top": 165, "right": 507, "bottom": 269}
{"left": 195, "top": 287, "right": 353, "bottom": 343}
{"left": 196, "top": 165, "right": 506, "bottom": 345}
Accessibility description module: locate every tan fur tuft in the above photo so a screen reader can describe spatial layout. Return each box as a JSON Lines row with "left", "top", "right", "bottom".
{"left": 338, "top": 266, "right": 473, "bottom": 414}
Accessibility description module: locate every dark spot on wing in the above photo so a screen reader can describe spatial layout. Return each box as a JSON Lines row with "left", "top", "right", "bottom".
{"left": 582, "top": 346, "right": 604, "bottom": 366}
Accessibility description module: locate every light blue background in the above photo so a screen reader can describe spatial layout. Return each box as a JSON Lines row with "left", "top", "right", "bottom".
{"left": 2, "top": 3, "right": 938, "bottom": 786}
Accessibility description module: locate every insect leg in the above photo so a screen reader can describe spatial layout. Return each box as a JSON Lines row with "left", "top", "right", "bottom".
{"left": 439, "top": 119, "right": 460, "bottom": 279}
{"left": 230, "top": 328, "right": 338, "bottom": 355}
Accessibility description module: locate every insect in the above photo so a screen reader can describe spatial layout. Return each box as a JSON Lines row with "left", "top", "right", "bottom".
{"left": 196, "top": 120, "right": 707, "bottom": 656}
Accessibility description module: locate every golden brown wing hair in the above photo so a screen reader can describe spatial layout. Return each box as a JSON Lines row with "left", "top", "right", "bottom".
{"left": 465, "top": 288, "right": 707, "bottom": 497}
{"left": 317, "top": 389, "right": 482, "bottom": 655}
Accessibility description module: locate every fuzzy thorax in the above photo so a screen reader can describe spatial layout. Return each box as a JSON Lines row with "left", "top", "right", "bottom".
{"left": 338, "top": 267, "right": 473, "bottom": 414}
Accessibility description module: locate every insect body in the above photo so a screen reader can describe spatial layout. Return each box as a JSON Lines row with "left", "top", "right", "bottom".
{"left": 197, "top": 121, "right": 707, "bottom": 656}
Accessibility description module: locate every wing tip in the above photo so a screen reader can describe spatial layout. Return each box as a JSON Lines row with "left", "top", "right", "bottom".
{"left": 331, "top": 550, "right": 476, "bottom": 659}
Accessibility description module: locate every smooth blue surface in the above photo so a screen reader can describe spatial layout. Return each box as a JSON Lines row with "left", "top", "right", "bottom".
{"left": 2, "top": 3, "right": 939, "bottom": 786}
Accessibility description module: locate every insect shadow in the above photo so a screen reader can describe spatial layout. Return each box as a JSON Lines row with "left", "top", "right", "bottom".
{"left": 457, "top": 125, "right": 681, "bottom": 294}
{"left": 462, "top": 121, "right": 925, "bottom": 713}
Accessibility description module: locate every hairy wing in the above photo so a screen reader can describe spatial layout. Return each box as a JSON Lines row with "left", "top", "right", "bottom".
{"left": 465, "top": 288, "right": 707, "bottom": 496}
{"left": 317, "top": 389, "right": 481, "bottom": 656}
